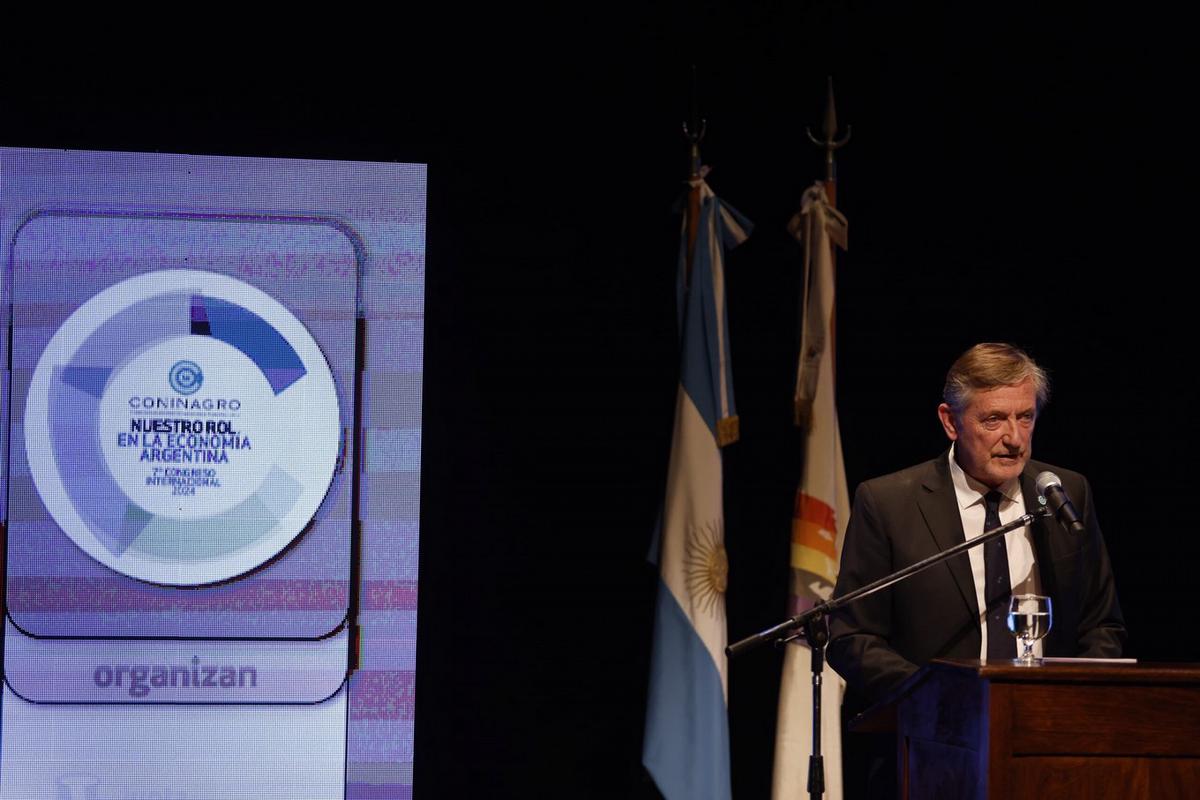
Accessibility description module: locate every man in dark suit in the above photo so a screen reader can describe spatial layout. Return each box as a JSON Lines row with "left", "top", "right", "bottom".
{"left": 827, "top": 342, "right": 1126, "bottom": 704}
{"left": 826, "top": 343, "right": 1126, "bottom": 798}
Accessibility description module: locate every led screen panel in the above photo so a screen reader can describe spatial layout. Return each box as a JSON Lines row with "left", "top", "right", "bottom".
{"left": 0, "top": 148, "right": 425, "bottom": 799}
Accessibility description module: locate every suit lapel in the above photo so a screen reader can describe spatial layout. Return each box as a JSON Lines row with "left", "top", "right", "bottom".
{"left": 916, "top": 453, "right": 980, "bottom": 620}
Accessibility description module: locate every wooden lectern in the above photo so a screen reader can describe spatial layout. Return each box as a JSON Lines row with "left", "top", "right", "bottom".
{"left": 853, "top": 659, "right": 1200, "bottom": 799}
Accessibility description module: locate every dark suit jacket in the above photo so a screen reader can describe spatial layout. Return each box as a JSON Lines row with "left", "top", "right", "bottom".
{"left": 827, "top": 453, "right": 1126, "bottom": 705}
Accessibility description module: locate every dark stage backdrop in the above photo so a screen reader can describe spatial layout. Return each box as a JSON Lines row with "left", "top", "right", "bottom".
{"left": 3, "top": 7, "right": 1193, "bottom": 798}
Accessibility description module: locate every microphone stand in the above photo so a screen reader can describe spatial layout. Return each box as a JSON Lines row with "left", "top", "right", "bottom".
{"left": 728, "top": 506, "right": 1052, "bottom": 800}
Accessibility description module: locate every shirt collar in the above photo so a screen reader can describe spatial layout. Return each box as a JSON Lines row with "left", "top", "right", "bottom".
{"left": 947, "top": 443, "right": 1022, "bottom": 510}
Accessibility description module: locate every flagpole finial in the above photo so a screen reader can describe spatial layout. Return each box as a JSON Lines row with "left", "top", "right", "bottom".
{"left": 806, "top": 76, "right": 851, "bottom": 183}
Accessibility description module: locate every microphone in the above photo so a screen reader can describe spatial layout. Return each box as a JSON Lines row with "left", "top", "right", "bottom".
{"left": 1035, "top": 471, "right": 1086, "bottom": 534}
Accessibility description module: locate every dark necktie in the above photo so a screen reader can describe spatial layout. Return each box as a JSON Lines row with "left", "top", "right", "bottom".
{"left": 984, "top": 490, "right": 1015, "bottom": 660}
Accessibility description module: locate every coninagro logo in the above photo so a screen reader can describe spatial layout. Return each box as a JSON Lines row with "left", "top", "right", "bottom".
{"left": 169, "top": 360, "right": 203, "bottom": 395}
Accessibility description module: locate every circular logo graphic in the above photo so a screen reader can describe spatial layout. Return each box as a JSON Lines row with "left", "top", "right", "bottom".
{"left": 100, "top": 338, "right": 275, "bottom": 520}
{"left": 169, "top": 360, "right": 203, "bottom": 395}
{"left": 24, "top": 269, "right": 343, "bottom": 586}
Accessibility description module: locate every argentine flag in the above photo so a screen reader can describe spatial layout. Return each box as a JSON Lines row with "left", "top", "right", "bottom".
{"left": 644, "top": 178, "right": 750, "bottom": 800}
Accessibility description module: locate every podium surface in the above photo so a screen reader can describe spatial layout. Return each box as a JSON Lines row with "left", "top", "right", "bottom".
{"left": 871, "top": 659, "right": 1200, "bottom": 799}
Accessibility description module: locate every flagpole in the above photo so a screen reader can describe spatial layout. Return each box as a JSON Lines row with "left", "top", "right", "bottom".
{"left": 795, "top": 75, "right": 851, "bottom": 800}
{"left": 682, "top": 74, "right": 738, "bottom": 447}
{"left": 806, "top": 76, "right": 851, "bottom": 374}
{"left": 684, "top": 66, "right": 706, "bottom": 287}
{"left": 643, "top": 77, "right": 752, "bottom": 800}
{"left": 760, "top": 77, "right": 852, "bottom": 800}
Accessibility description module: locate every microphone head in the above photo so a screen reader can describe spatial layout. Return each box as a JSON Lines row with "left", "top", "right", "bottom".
{"left": 1035, "top": 471, "right": 1063, "bottom": 495}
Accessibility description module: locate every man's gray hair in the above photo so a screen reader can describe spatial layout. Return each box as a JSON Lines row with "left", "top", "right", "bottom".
{"left": 943, "top": 342, "right": 1050, "bottom": 415}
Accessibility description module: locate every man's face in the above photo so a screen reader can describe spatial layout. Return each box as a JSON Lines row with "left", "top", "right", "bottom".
{"left": 937, "top": 378, "right": 1037, "bottom": 489}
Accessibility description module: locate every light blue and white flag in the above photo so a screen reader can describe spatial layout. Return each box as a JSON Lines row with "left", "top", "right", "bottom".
{"left": 644, "top": 177, "right": 751, "bottom": 800}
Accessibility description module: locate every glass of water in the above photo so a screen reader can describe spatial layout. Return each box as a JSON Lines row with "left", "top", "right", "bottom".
{"left": 1007, "top": 594, "right": 1052, "bottom": 666}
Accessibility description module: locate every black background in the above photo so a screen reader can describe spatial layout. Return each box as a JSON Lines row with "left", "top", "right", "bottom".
{"left": 4, "top": 7, "right": 1195, "bottom": 797}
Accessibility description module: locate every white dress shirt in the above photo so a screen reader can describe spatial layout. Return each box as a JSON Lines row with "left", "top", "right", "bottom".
{"left": 948, "top": 445, "right": 1042, "bottom": 659}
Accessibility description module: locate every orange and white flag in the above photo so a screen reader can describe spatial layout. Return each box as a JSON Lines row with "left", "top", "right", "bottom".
{"left": 772, "top": 182, "right": 849, "bottom": 800}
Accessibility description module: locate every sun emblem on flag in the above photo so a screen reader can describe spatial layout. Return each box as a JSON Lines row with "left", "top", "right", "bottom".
{"left": 684, "top": 518, "right": 728, "bottom": 618}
